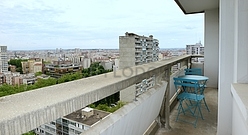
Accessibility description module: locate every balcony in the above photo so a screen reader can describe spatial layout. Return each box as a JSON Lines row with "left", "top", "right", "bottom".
{"left": 0, "top": 54, "right": 247, "bottom": 135}
{"left": 155, "top": 87, "right": 218, "bottom": 135}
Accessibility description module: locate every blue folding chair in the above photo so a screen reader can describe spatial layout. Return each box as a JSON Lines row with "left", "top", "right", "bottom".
{"left": 183, "top": 69, "right": 210, "bottom": 112}
{"left": 173, "top": 77, "right": 205, "bottom": 127}
{"left": 184, "top": 68, "right": 202, "bottom": 75}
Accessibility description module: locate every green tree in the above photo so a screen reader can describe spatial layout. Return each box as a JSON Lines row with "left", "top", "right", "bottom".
{"left": 8, "top": 59, "right": 27, "bottom": 73}
{"left": 82, "top": 62, "right": 112, "bottom": 78}
{"left": 22, "top": 131, "right": 35, "bottom": 135}
{"left": 35, "top": 71, "right": 42, "bottom": 76}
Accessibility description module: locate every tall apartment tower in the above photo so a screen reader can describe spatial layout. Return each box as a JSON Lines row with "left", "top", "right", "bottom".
{"left": 0, "top": 46, "right": 8, "bottom": 73}
{"left": 119, "top": 32, "right": 159, "bottom": 102}
{"left": 119, "top": 32, "right": 159, "bottom": 68}
{"left": 186, "top": 42, "right": 204, "bottom": 55}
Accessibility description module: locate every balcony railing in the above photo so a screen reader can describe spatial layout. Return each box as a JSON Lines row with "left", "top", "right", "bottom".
{"left": 0, "top": 55, "right": 200, "bottom": 135}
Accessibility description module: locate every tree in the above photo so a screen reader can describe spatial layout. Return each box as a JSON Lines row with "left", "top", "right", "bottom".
{"left": 35, "top": 71, "right": 42, "bottom": 76}
{"left": 8, "top": 59, "right": 27, "bottom": 73}
{"left": 82, "top": 62, "right": 112, "bottom": 78}
{"left": 22, "top": 131, "right": 35, "bottom": 135}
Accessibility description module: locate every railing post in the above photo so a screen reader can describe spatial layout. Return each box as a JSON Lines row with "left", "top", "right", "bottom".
{"left": 189, "top": 56, "right": 192, "bottom": 68}
{"left": 165, "top": 66, "right": 171, "bottom": 130}
{"left": 158, "top": 66, "right": 171, "bottom": 130}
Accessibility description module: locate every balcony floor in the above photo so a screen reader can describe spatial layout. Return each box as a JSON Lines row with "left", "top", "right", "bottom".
{"left": 155, "top": 87, "right": 218, "bottom": 135}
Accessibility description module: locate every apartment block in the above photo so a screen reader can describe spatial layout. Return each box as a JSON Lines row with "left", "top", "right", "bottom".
{"left": 35, "top": 107, "right": 110, "bottom": 135}
{"left": 44, "top": 63, "right": 83, "bottom": 78}
{"left": 119, "top": 32, "right": 159, "bottom": 69}
{"left": 186, "top": 42, "right": 204, "bottom": 55}
{"left": 22, "top": 58, "right": 43, "bottom": 74}
{"left": 0, "top": 46, "right": 8, "bottom": 73}
{"left": 119, "top": 32, "right": 159, "bottom": 102}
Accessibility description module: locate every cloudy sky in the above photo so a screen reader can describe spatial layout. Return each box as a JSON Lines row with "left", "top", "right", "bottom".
{"left": 0, "top": 0, "right": 204, "bottom": 50}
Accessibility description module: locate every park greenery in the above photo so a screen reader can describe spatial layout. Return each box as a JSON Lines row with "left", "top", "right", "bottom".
{"left": 22, "top": 131, "right": 35, "bottom": 135}
{"left": 8, "top": 59, "right": 28, "bottom": 73}
{"left": 88, "top": 100, "right": 126, "bottom": 113}
{"left": 34, "top": 71, "right": 42, "bottom": 76}
{"left": 6, "top": 62, "right": 119, "bottom": 134}
{"left": 0, "top": 62, "right": 113, "bottom": 97}
{"left": 82, "top": 62, "right": 112, "bottom": 77}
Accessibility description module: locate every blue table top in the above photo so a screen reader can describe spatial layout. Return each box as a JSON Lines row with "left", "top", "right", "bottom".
{"left": 178, "top": 75, "right": 209, "bottom": 81}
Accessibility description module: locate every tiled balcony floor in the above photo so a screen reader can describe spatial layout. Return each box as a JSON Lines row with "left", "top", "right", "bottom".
{"left": 155, "top": 88, "right": 218, "bottom": 135}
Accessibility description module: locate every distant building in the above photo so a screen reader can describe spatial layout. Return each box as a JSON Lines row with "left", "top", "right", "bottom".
{"left": 0, "top": 73, "right": 4, "bottom": 85}
{"left": 100, "top": 61, "right": 113, "bottom": 70}
{"left": 119, "top": 32, "right": 159, "bottom": 102}
{"left": 186, "top": 42, "right": 204, "bottom": 55}
{"left": 82, "top": 57, "right": 91, "bottom": 69}
{"left": 22, "top": 58, "right": 43, "bottom": 74}
{"left": 0, "top": 46, "right": 8, "bottom": 73}
{"left": 113, "top": 58, "right": 119, "bottom": 71}
{"left": 186, "top": 42, "right": 204, "bottom": 63}
{"left": 35, "top": 107, "right": 110, "bottom": 135}
{"left": 119, "top": 32, "right": 159, "bottom": 68}
{"left": 44, "top": 63, "right": 83, "bottom": 78}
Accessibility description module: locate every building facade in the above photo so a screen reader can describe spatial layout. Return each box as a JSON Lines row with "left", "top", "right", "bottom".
{"left": 0, "top": 46, "right": 8, "bottom": 73}
{"left": 119, "top": 32, "right": 159, "bottom": 68}
{"left": 22, "top": 58, "right": 43, "bottom": 74}
{"left": 35, "top": 107, "right": 110, "bottom": 135}
{"left": 119, "top": 32, "right": 159, "bottom": 102}
{"left": 186, "top": 42, "right": 204, "bottom": 55}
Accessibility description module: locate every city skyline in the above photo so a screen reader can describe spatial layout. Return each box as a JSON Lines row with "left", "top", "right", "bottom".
{"left": 0, "top": 0, "right": 204, "bottom": 50}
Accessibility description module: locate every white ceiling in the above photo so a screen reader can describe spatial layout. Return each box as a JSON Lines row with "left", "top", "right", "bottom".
{"left": 175, "top": 0, "right": 219, "bottom": 14}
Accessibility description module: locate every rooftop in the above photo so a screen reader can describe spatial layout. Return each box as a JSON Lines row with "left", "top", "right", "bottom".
{"left": 64, "top": 108, "right": 110, "bottom": 126}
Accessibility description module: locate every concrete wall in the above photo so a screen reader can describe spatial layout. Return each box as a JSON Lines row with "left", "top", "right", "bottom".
{"left": 82, "top": 81, "right": 167, "bottom": 135}
{"left": 0, "top": 55, "right": 190, "bottom": 135}
{"left": 120, "top": 85, "right": 136, "bottom": 102}
{"left": 119, "top": 36, "right": 136, "bottom": 102}
{"left": 119, "top": 36, "right": 135, "bottom": 69}
{"left": 204, "top": 9, "right": 219, "bottom": 88}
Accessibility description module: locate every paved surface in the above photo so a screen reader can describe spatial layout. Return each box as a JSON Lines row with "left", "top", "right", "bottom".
{"left": 155, "top": 88, "right": 218, "bottom": 135}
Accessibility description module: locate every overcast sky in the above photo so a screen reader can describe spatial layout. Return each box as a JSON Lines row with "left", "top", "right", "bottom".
{"left": 0, "top": 0, "right": 204, "bottom": 50}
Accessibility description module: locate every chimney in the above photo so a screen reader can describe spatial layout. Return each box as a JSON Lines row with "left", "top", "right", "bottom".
{"left": 81, "top": 107, "right": 94, "bottom": 119}
{"left": 149, "top": 35, "right": 153, "bottom": 39}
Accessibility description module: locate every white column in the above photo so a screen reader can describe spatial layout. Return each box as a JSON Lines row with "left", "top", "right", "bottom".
{"left": 218, "top": 0, "right": 235, "bottom": 134}
{"left": 234, "top": 0, "right": 248, "bottom": 83}
{"left": 204, "top": 9, "right": 219, "bottom": 88}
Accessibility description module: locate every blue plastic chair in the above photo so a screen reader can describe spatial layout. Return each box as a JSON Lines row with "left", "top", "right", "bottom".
{"left": 184, "top": 68, "right": 202, "bottom": 75}
{"left": 173, "top": 77, "right": 205, "bottom": 127}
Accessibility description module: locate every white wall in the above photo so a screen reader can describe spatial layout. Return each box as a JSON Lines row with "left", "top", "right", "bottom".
{"left": 231, "top": 84, "right": 248, "bottom": 135}
{"left": 204, "top": 9, "right": 219, "bottom": 88}
{"left": 82, "top": 81, "right": 167, "bottom": 135}
{"left": 218, "top": 0, "right": 235, "bottom": 134}
{"left": 233, "top": 0, "right": 248, "bottom": 83}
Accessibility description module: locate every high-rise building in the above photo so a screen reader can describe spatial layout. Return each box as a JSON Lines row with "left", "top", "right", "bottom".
{"left": 186, "top": 42, "right": 204, "bottom": 55}
{"left": 119, "top": 32, "right": 159, "bottom": 68}
{"left": 186, "top": 42, "right": 205, "bottom": 63}
{"left": 0, "top": 46, "right": 8, "bottom": 73}
{"left": 119, "top": 32, "right": 159, "bottom": 102}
